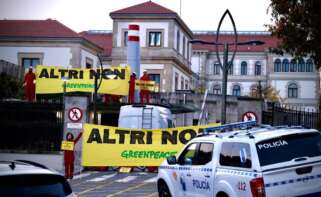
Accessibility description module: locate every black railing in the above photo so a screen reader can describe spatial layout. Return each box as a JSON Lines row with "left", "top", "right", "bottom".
{"left": 0, "top": 100, "right": 63, "bottom": 153}
{"left": 262, "top": 104, "right": 321, "bottom": 130}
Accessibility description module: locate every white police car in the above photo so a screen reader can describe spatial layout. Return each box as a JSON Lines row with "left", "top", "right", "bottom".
{"left": 157, "top": 123, "right": 321, "bottom": 197}
{"left": 0, "top": 160, "right": 76, "bottom": 197}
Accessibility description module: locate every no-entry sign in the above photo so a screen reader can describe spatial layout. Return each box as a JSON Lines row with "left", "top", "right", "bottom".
{"left": 68, "top": 107, "right": 83, "bottom": 122}
{"left": 242, "top": 111, "right": 257, "bottom": 122}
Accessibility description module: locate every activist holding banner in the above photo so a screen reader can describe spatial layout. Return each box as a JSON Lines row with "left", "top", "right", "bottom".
{"left": 63, "top": 132, "right": 82, "bottom": 179}
{"left": 35, "top": 65, "right": 131, "bottom": 95}
{"left": 82, "top": 123, "right": 219, "bottom": 167}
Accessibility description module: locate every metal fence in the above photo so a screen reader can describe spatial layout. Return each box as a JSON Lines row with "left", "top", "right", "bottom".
{"left": 0, "top": 100, "right": 63, "bottom": 153}
{"left": 0, "top": 59, "right": 22, "bottom": 79}
{"left": 262, "top": 104, "right": 321, "bottom": 130}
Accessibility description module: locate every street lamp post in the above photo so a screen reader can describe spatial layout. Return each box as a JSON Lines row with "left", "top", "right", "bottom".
{"left": 93, "top": 54, "right": 104, "bottom": 124}
{"left": 190, "top": 9, "right": 265, "bottom": 124}
{"left": 61, "top": 77, "right": 68, "bottom": 141}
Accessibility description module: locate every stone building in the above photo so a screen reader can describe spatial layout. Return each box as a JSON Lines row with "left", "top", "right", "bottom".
{"left": 0, "top": 19, "right": 102, "bottom": 79}
{"left": 192, "top": 31, "right": 320, "bottom": 111}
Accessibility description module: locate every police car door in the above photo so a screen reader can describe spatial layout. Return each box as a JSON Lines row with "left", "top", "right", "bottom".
{"left": 189, "top": 142, "right": 215, "bottom": 197}
{"left": 176, "top": 142, "right": 198, "bottom": 197}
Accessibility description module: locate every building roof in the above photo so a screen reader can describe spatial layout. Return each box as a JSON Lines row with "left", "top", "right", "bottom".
{"left": 0, "top": 19, "right": 80, "bottom": 38}
{"left": 110, "top": 1, "right": 176, "bottom": 15}
{"left": 110, "top": 1, "right": 193, "bottom": 38}
{"left": 80, "top": 31, "right": 113, "bottom": 57}
{"left": 192, "top": 32, "right": 281, "bottom": 53}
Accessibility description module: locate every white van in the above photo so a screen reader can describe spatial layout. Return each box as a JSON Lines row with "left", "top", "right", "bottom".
{"left": 118, "top": 104, "right": 174, "bottom": 129}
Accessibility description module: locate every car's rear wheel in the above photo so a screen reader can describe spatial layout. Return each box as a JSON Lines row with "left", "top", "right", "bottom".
{"left": 217, "top": 192, "right": 229, "bottom": 197}
{"left": 158, "top": 182, "right": 171, "bottom": 197}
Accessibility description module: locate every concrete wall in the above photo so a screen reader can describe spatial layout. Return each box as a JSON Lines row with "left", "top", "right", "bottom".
{"left": 0, "top": 46, "right": 72, "bottom": 67}
{"left": 158, "top": 93, "right": 263, "bottom": 127}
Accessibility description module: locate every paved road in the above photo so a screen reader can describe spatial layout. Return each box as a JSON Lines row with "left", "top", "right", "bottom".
{"left": 70, "top": 170, "right": 158, "bottom": 197}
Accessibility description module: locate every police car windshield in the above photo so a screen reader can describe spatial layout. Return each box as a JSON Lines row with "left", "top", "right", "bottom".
{"left": 256, "top": 132, "right": 321, "bottom": 166}
{"left": 0, "top": 174, "right": 72, "bottom": 197}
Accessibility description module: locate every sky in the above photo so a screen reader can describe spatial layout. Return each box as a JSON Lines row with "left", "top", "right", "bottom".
{"left": 0, "top": 0, "right": 272, "bottom": 32}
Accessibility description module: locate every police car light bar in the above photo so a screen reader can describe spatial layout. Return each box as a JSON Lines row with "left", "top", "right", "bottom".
{"left": 204, "top": 120, "right": 257, "bottom": 134}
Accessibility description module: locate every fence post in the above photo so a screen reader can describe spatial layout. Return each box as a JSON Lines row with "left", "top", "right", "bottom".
{"left": 271, "top": 102, "right": 275, "bottom": 126}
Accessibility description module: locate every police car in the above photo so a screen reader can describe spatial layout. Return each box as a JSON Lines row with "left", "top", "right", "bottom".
{"left": 157, "top": 122, "right": 321, "bottom": 197}
{"left": 0, "top": 160, "right": 76, "bottom": 197}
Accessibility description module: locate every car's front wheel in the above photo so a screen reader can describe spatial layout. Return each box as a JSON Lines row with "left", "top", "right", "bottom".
{"left": 158, "top": 181, "right": 171, "bottom": 197}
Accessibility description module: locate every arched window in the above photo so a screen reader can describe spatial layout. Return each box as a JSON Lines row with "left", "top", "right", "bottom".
{"left": 232, "top": 84, "right": 241, "bottom": 96}
{"left": 298, "top": 58, "right": 305, "bottom": 72}
{"left": 241, "top": 61, "right": 247, "bottom": 75}
{"left": 288, "top": 83, "right": 298, "bottom": 98}
{"left": 255, "top": 61, "right": 262, "bottom": 75}
{"left": 282, "top": 59, "right": 289, "bottom": 72}
{"left": 290, "top": 59, "right": 297, "bottom": 72}
{"left": 228, "top": 61, "right": 233, "bottom": 75}
{"left": 214, "top": 62, "right": 220, "bottom": 75}
{"left": 274, "top": 59, "right": 281, "bottom": 72}
{"left": 306, "top": 59, "right": 314, "bottom": 72}
{"left": 213, "top": 84, "right": 221, "bottom": 94}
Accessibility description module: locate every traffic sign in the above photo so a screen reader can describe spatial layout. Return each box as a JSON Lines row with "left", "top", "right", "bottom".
{"left": 68, "top": 107, "right": 83, "bottom": 122}
{"left": 242, "top": 111, "right": 257, "bottom": 122}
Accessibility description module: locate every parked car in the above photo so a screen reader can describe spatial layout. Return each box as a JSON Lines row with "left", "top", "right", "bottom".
{"left": 0, "top": 160, "right": 76, "bottom": 197}
{"left": 157, "top": 125, "right": 321, "bottom": 197}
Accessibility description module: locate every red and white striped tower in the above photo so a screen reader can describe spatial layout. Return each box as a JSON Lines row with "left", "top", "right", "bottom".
{"left": 127, "top": 24, "right": 140, "bottom": 102}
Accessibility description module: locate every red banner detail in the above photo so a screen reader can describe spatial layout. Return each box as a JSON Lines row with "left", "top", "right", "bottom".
{"left": 128, "top": 36, "right": 139, "bottom": 41}
{"left": 129, "top": 24, "right": 139, "bottom": 30}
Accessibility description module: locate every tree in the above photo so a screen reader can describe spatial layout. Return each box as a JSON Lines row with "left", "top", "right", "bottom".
{"left": 0, "top": 72, "right": 23, "bottom": 99}
{"left": 250, "top": 84, "right": 285, "bottom": 103}
{"left": 268, "top": 0, "right": 321, "bottom": 68}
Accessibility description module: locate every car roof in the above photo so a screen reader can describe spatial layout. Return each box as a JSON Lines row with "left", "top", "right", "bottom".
{"left": 0, "top": 161, "right": 60, "bottom": 176}
{"left": 192, "top": 126, "right": 319, "bottom": 144}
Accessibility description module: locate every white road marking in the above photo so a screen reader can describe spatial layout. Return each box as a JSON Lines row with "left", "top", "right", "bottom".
{"left": 144, "top": 176, "right": 157, "bottom": 183}
{"left": 86, "top": 173, "right": 117, "bottom": 182}
{"left": 73, "top": 172, "right": 96, "bottom": 180}
{"left": 115, "top": 176, "right": 137, "bottom": 183}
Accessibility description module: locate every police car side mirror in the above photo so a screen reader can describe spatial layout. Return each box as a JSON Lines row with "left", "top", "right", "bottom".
{"left": 184, "top": 158, "right": 192, "bottom": 165}
{"left": 167, "top": 156, "right": 177, "bottom": 165}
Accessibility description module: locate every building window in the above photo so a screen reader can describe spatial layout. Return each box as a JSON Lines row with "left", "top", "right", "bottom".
{"left": 149, "top": 74, "right": 160, "bottom": 92}
{"left": 298, "top": 58, "right": 305, "bottom": 72}
{"left": 149, "top": 32, "right": 162, "bottom": 47}
{"left": 213, "top": 85, "right": 221, "bottom": 94}
{"left": 228, "top": 61, "right": 233, "bottom": 75}
{"left": 290, "top": 59, "right": 297, "bottom": 72}
{"left": 85, "top": 57, "right": 93, "bottom": 68}
{"left": 123, "top": 31, "right": 128, "bottom": 46}
{"left": 214, "top": 62, "right": 220, "bottom": 75}
{"left": 22, "top": 58, "right": 40, "bottom": 70}
{"left": 176, "top": 30, "right": 180, "bottom": 51}
{"left": 182, "top": 37, "right": 186, "bottom": 57}
{"left": 187, "top": 42, "right": 190, "bottom": 61}
{"left": 274, "top": 58, "right": 281, "bottom": 72}
{"left": 255, "top": 61, "right": 262, "bottom": 75}
{"left": 232, "top": 84, "right": 241, "bottom": 96}
{"left": 175, "top": 73, "right": 178, "bottom": 90}
{"left": 181, "top": 77, "right": 184, "bottom": 90}
{"left": 185, "top": 79, "right": 188, "bottom": 90}
{"left": 282, "top": 59, "right": 289, "bottom": 72}
{"left": 306, "top": 59, "right": 314, "bottom": 72}
{"left": 288, "top": 83, "right": 298, "bottom": 98}
{"left": 241, "top": 61, "right": 247, "bottom": 75}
